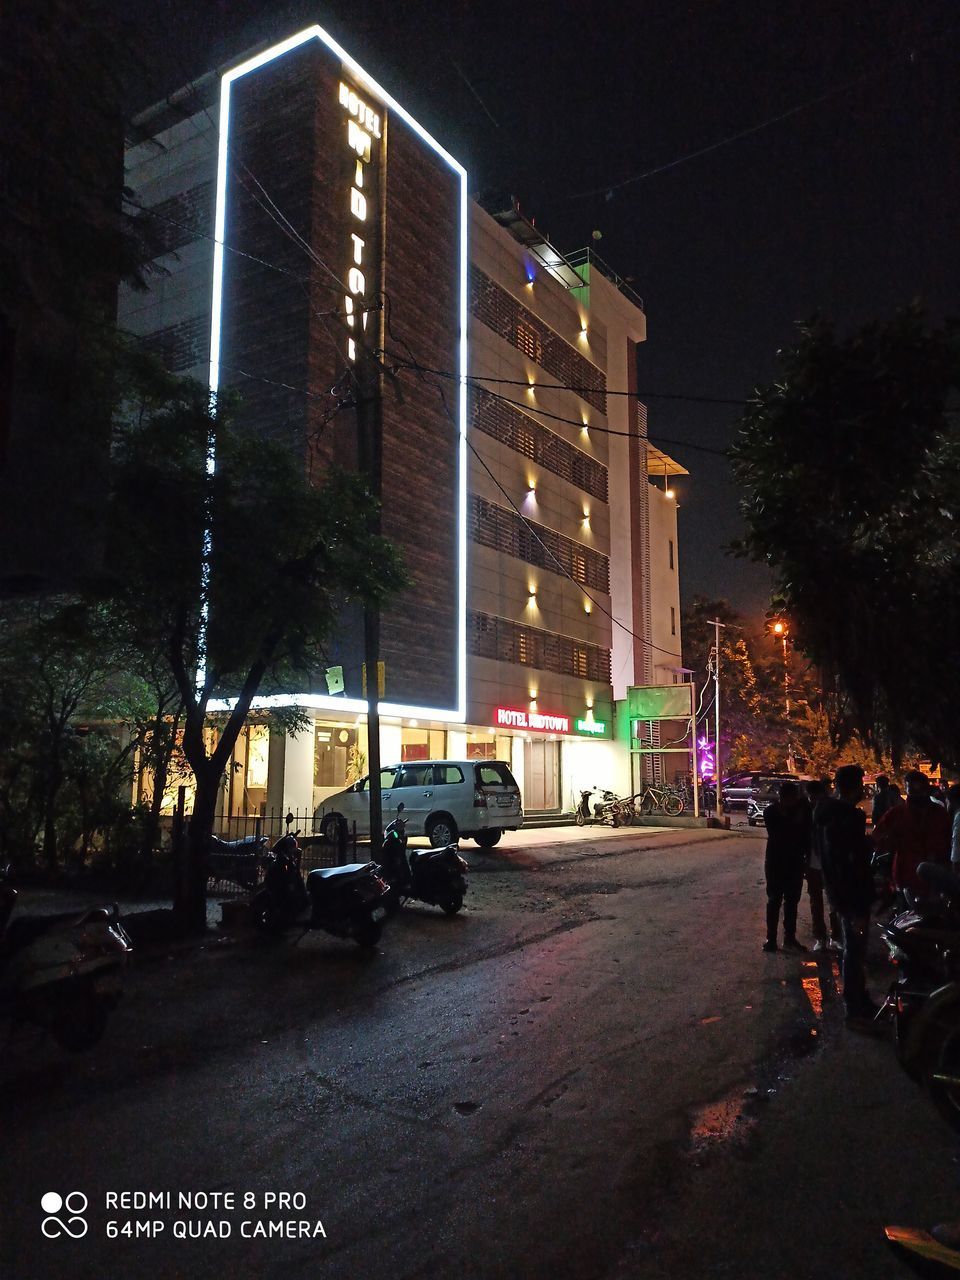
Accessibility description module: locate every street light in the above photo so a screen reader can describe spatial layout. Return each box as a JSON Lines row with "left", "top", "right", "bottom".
{"left": 771, "top": 621, "right": 790, "bottom": 715}
{"left": 771, "top": 620, "right": 794, "bottom": 771}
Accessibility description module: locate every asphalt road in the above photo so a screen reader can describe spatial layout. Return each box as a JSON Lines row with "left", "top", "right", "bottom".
{"left": 2, "top": 825, "right": 958, "bottom": 1280}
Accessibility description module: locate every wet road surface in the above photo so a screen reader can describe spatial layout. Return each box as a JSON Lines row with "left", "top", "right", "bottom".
{"left": 1, "top": 827, "right": 957, "bottom": 1279}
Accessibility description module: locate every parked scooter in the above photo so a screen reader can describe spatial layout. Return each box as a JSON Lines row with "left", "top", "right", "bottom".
{"left": 206, "top": 833, "right": 268, "bottom": 890}
{"left": 249, "top": 830, "right": 391, "bottom": 948}
{"left": 880, "top": 861, "right": 960, "bottom": 1128}
{"left": 575, "top": 787, "right": 623, "bottom": 827}
{"left": 380, "top": 803, "right": 468, "bottom": 915}
{"left": 0, "top": 869, "right": 133, "bottom": 1051}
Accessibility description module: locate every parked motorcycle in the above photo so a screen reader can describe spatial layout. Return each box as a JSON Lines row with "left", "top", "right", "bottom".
{"left": 206, "top": 833, "right": 268, "bottom": 890}
{"left": 885, "top": 1224, "right": 960, "bottom": 1275}
{"left": 249, "top": 831, "right": 391, "bottom": 948}
{"left": 0, "top": 871, "right": 132, "bottom": 1051}
{"left": 575, "top": 787, "right": 623, "bottom": 827}
{"left": 880, "top": 861, "right": 960, "bottom": 1128}
{"left": 872, "top": 847, "right": 897, "bottom": 916}
{"left": 380, "top": 804, "right": 468, "bottom": 915}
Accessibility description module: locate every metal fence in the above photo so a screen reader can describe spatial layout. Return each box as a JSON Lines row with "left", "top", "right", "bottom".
{"left": 199, "top": 808, "right": 360, "bottom": 898}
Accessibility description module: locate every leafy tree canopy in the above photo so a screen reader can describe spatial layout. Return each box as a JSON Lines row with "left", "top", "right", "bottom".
{"left": 729, "top": 307, "right": 960, "bottom": 767}
{"left": 101, "top": 352, "right": 408, "bottom": 929}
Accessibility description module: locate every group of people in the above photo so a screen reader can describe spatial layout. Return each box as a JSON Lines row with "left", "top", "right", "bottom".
{"left": 762, "top": 767, "right": 960, "bottom": 1029}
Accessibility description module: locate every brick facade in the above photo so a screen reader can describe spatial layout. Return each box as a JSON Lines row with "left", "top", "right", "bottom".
{"left": 217, "top": 41, "right": 461, "bottom": 710}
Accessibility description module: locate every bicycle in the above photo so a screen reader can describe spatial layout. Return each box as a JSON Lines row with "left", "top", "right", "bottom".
{"left": 634, "top": 782, "right": 685, "bottom": 817}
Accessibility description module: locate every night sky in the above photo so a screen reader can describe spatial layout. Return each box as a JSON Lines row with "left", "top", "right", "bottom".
{"left": 137, "top": 0, "right": 960, "bottom": 622}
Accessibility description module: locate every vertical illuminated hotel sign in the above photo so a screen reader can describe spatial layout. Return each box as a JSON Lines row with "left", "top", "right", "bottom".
{"left": 208, "top": 25, "right": 469, "bottom": 724}
{"left": 338, "top": 81, "right": 383, "bottom": 365}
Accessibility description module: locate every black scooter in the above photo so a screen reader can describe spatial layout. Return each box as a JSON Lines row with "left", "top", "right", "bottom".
{"left": 575, "top": 787, "right": 622, "bottom": 827}
{"left": 250, "top": 830, "right": 391, "bottom": 948}
{"left": 206, "top": 834, "right": 268, "bottom": 889}
{"left": 381, "top": 804, "right": 468, "bottom": 915}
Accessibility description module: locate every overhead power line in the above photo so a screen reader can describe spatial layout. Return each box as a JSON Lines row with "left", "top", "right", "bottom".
{"left": 385, "top": 356, "right": 732, "bottom": 457}
{"left": 454, "top": 371, "right": 747, "bottom": 407}
{"left": 565, "top": 49, "right": 918, "bottom": 203}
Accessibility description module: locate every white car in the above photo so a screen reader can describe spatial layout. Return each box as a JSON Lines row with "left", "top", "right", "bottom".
{"left": 315, "top": 759, "right": 523, "bottom": 848}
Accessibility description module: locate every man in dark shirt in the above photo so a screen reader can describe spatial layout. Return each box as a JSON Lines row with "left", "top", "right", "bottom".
{"left": 816, "top": 764, "right": 878, "bottom": 1026}
{"left": 871, "top": 775, "right": 898, "bottom": 828}
{"left": 762, "top": 780, "right": 810, "bottom": 953}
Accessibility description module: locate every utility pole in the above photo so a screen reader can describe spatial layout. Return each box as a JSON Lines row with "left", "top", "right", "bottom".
{"left": 710, "top": 619, "right": 726, "bottom": 822}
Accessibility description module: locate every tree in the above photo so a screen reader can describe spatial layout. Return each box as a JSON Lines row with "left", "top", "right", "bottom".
{"left": 0, "top": 596, "right": 146, "bottom": 869}
{"left": 730, "top": 307, "right": 960, "bottom": 768}
{"left": 104, "top": 361, "right": 406, "bottom": 932}
{"left": 681, "top": 597, "right": 786, "bottom": 771}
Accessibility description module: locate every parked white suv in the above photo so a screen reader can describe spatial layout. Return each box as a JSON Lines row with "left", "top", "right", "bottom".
{"left": 314, "top": 760, "right": 524, "bottom": 848}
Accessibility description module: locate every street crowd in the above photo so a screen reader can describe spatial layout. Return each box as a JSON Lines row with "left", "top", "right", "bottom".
{"left": 762, "top": 768, "right": 960, "bottom": 1029}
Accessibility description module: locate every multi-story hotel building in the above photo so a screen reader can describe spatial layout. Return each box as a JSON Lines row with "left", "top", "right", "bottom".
{"left": 119, "top": 25, "right": 687, "bottom": 824}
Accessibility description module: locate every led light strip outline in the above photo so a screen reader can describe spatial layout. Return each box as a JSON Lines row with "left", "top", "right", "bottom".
{"left": 208, "top": 25, "right": 468, "bottom": 723}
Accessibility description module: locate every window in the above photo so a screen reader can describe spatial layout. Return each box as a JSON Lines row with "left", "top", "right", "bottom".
{"left": 668, "top": 539, "right": 674, "bottom": 570}
{"left": 397, "top": 766, "right": 433, "bottom": 787}
{"left": 400, "top": 727, "right": 445, "bottom": 761}
{"left": 438, "top": 765, "right": 464, "bottom": 784}
{"left": 314, "top": 726, "right": 356, "bottom": 789}
{"left": 358, "top": 767, "right": 399, "bottom": 791}
{"left": 475, "top": 763, "right": 517, "bottom": 787}
{"left": 670, "top": 607, "right": 676, "bottom": 636}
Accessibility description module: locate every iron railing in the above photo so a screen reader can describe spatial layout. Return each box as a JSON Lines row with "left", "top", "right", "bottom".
{"left": 201, "top": 808, "right": 359, "bottom": 897}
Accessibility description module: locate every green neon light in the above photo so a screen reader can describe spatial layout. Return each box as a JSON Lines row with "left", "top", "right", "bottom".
{"left": 575, "top": 718, "right": 606, "bottom": 735}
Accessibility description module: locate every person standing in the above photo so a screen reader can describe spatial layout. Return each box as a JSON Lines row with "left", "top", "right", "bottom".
{"left": 873, "top": 770, "right": 951, "bottom": 896}
{"left": 871, "top": 775, "right": 898, "bottom": 828}
{"left": 816, "top": 764, "right": 878, "bottom": 1027}
{"left": 804, "top": 779, "right": 842, "bottom": 952}
{"left": 947, "top": 784, "right": 960, "bottom": 868}
{"left": 762, "top": 780, "right": 809, "bottom": 953}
